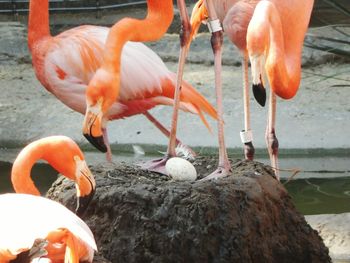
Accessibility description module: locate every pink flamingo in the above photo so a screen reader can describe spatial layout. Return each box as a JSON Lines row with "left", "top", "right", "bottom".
{"left": 11, "top": 136, "right": 95, "bottom": 216}
{"left": 188, "top": 0, "right": 314, "bottom": 180}
{"left": 28, "top": 0, "right": 217, "bottom": 162}
{"left": 82, "top": 0, "right": 213, "bottom": 174}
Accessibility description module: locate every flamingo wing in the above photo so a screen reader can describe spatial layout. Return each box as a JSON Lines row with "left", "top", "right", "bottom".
{"left": 110, "top": 43, "right": 217, "bottom": 127}
{"left": 0, "top": 193, "right": 96, "bottom": 262}
{"left": 39, "top": 25, "right": 216, "bottom": 125}
{"left": 42, "top": 25, "right": 176, "bottom": 117}
{"left": 42, "top": 25, "right": 107, "bottom": 114}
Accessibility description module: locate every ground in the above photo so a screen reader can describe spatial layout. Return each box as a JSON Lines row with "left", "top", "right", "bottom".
{"left": 0, "top": 22, "right": 349, "bottom": 154}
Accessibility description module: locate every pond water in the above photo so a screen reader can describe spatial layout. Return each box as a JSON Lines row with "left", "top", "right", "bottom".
{"left": 0, "top": 161, "right": 58, "bottom": 195}
{"left": 1, "top": 150, "right": 349, "bottom": 215}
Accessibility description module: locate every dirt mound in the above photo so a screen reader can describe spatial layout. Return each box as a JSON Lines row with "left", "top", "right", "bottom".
{"left": 47, "top": 157, "right": 330, "bottom": 263}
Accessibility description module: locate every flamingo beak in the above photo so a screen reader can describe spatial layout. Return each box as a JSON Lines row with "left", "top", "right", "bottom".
{"left": 83, "top": 102, "right": 107, "bottom": 153}
{"left": 75, "top": 160, "right": 96, "bottom": 217}
{"left": 249, "top": 56, "right": 266, "bottom": 107}
{"left": 252, "top": 82, "right": 266, "bottom": 107}
{"left": 84, "top": 132, "right": 107, "bottom": 153}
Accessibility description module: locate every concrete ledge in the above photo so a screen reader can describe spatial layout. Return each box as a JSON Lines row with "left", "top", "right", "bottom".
{"left": 306, "top": 213, "right": 350, "bottom": 262}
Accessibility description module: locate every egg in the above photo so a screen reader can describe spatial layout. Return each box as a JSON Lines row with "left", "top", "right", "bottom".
{"left": 165, "top": 157, "right": 197, "bottom": 181}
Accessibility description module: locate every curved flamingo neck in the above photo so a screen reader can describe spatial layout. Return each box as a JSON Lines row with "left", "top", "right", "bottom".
{"left": 264, "top": 5, "right": 301, "bottom": 99}
{"left": 11, "top": 142, "right": 45, "bottom": 195}
{"left": 102, "top": 0, "right": 173, "bottom": 72}
{"left": 248, "top": 1, "right": 311, "bottom": 99}
{"left": 28, "top": 0, "right": 50, "bottom": 51}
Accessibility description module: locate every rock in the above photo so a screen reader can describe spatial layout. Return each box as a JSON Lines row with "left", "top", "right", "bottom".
{"left": 93, "top": 253, "right": 112, "bottom": 263}
{"left": 47, "top": 158, "right": 330, "bottom": 263}
{"left": 306, "top": 213, "right": 350, "bottom": 262}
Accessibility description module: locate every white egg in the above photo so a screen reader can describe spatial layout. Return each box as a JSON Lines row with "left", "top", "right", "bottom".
{"left": 165, "top": 157, "right": 197, "bottom": 181}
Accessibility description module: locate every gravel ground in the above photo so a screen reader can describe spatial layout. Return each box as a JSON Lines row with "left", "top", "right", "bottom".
{"left": 0, "top": 22, "right": 349, "bottom": 155}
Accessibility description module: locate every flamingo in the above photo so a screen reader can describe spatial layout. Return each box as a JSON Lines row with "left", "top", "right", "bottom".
{"left": 188, "top": 0, "right": 314, "bottom": 180}
{"left": 11, "top": 136, "right": 96, "bottom": 216}
{"left": 0, "top": 193, "right": 97, "bottom": 263}
{"left": 83, "top": 0, "right": 207, "bottom": 174}
{"left": 27, "top": 0, "right": 217, "bottom": 162}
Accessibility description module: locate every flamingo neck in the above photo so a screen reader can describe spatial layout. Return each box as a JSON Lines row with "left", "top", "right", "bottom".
{"left": 264, "top": 6, "right": 301, "bottom": 99}
{"left": 28, "top": 0, "right": 50, "bottom": 51}
{"left": 11, "top": 142, "right": 45, "bottom": 195}
{"left": 102, "top": 0, "right": 174, "bottom": 72}
{"left": 248, "top": 1, "right": 304, "bottom": 99}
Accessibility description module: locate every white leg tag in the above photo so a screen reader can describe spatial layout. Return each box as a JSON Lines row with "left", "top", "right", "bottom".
{"left": 240, "top": 130, "right": 253, "bottom": 143}
{"left": 207, "top": 19, "right": 222, "bottom": 33}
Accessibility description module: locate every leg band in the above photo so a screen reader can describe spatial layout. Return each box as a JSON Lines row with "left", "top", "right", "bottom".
{"left": 240, "top": 129, "right": 253, "bottom": 144}
{"left": 207, "top": 19, "right": 222, "bottom": 33}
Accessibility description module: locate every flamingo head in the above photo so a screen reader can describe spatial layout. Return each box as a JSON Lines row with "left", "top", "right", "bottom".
{"left": 190, "top": 0, "right": 208, "bottom": 42}
{"left": 42, "top": 136, "right": 96, "bottom": 216}
{"left": 83, "top": 68, "right": 119, "bottom": 153}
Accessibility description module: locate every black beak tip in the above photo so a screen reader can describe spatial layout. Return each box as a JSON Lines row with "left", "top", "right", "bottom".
{"left": 252, "top": 83, "right": 266, "bottom": 107}
{"left": 83, "top": 133, "right": 107, "bottom": 153}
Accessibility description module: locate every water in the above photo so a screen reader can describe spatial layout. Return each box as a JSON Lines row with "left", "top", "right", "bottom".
{"left": 1, "top": 150, "right": 349, "bottom": 215}
{"left": 0, "top": 161, "right": 58, "bottom": 195}
{"left": 284, "top": 177, "right": 350, "bottom": 215}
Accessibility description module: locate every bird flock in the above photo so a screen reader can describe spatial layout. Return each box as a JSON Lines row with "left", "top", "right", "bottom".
{"left": 0, "top": 0, "right": 314, "bottom": 262}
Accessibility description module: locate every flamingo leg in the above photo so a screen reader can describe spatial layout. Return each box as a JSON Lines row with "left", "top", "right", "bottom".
{"left": 200, "top": 0, "right": 231, "bottom": 181}
{"left": 166, "top": 0, "right": 191, "bottom": 157}
{"left": 139, "top": 0, "right": 192, "bottom": 175}
{"left": 102, "top": 127, "right": 113, "bottom": 162}
{"left": 143, "top": 112, "right": 196, "bottom": 158}
{"left": 265, "top": 89, "right": 280, "bottom": 180}
{"left": 241, "top": 53, "right": 255, "bottom": 160}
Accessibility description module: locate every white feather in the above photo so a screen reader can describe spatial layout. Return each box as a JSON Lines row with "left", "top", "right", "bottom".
{"left": 0, "top": 193, "right": 96, "bottom": 261}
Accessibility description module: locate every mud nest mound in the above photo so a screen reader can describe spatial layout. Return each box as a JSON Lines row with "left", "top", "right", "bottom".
{"left": 47, "top": 157, "right": 330, "bottom": 263}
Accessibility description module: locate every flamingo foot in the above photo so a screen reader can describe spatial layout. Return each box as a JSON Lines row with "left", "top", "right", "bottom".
{"left": 138, "top": 141, "right": 196, "bottom": 176}
{"left": 198, "top": 165, "right": 231, "bottom": 182}
{"left": 138, "top": 156, "right": 171, "bottom": 176}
